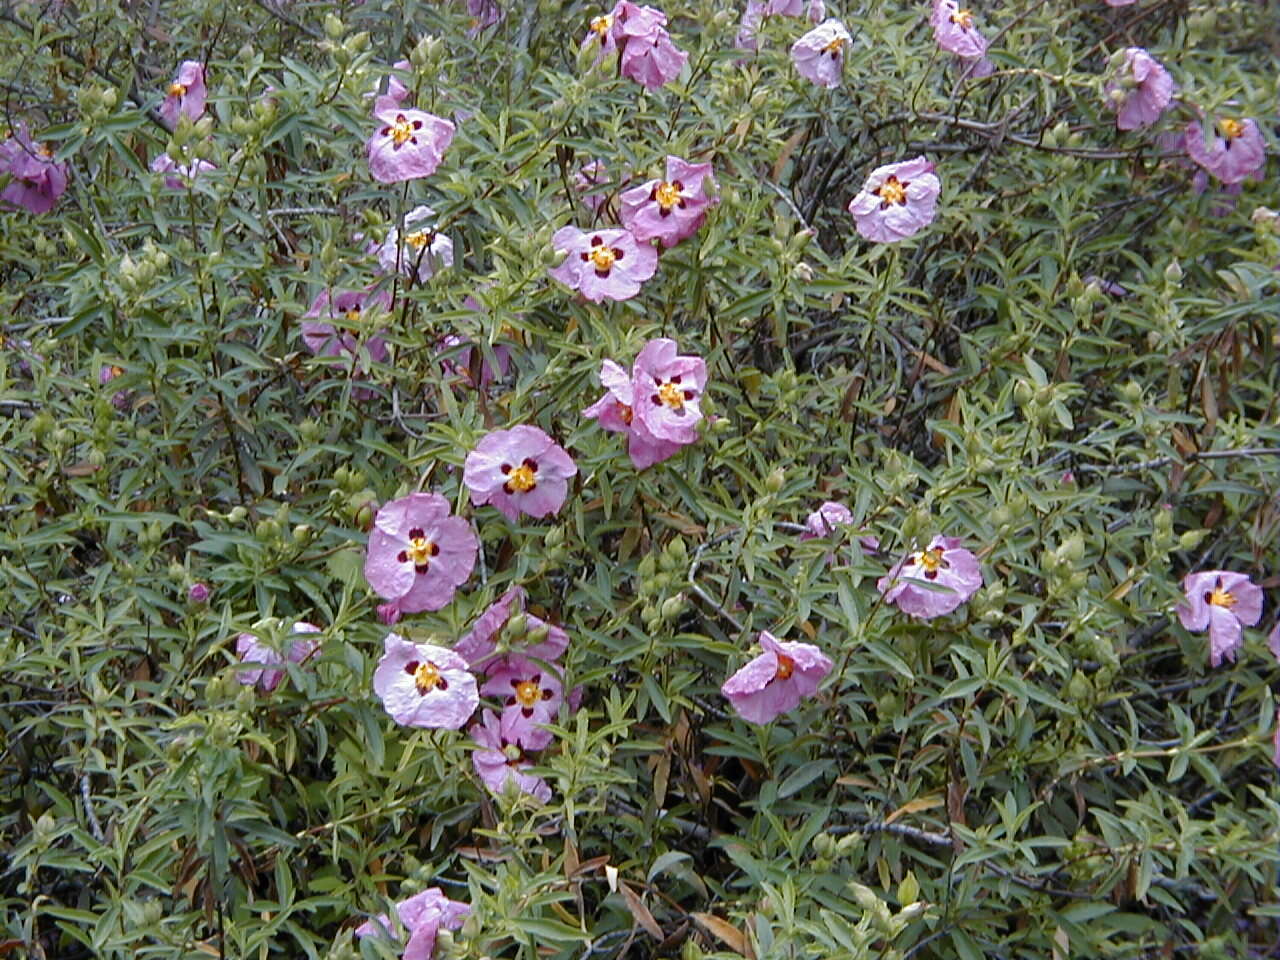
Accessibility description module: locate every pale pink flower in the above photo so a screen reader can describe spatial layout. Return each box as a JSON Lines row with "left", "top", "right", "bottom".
{"left": 1105, "top": 0, "right": 1137, "bottom": 6}
{"left": 188, "top": 582, "right": 210, "bottom": 604}
{"left": 614, "top": 2, "right": 688, "bottom": 89}
{"left": 631, "top": 338, "right": 706, "bottom": 446}
{"left": 1175, "top": 571, "right": 1264, "bottom": 667}
{"left": 0, "top": 127, "right": 68, "bottom": 215}
{"left": 470, "top": 708, "right": 552, "bottom": 802}
{"left": 376, "top": 205, "right": 454, "bottom": 282}
{"left": 438, "top": 335, "right": 512, "bottom": 388}
{"left": 466, "top": 0, "right": 506, "bottom": 33}
{"left": 1106, "top": 48, "right": 1173, "bottom": 131}
{"left": 721, "top": 631, "right": 832, "bottom": 724}
{"left": 481, "top": 655, "right": 564, "bottom": 750}
{"left": 790, "top": 19, "right": 851, "bottom": 89}
{"left": 235, "top": 622, "right": 321, "bottom": 692}
{"left": 619, "top": 155, "right": 717, "bottom": 249}
{"left": 931, "top": 0, "right": 986, "bottom": 59}
{"left": 454, "top": 585, "right": 571, "bottom": 673}
{"left": 847, "top": 156, "right": 941, "bottom": 243}
{"left": 300, "top": 288, "right": 391, "bottom": 399}
{"left": 364, "top": 493, "right": 478, "bottom": 616}
{"left": 1269, "top": 619, "right": 1280, "bottom": 664}
{"left": 575, "top": 159, "right": 611, "bottom": 213}
{"left": 1184, "top": 117, "right": 1266, "bottom": 185}
{"left": 355, "top": 887, "right": 470, "bottom": 960}
{"left": 369, "top": 59, "right": 412, "bottom": 114}
{"left": 367, "top": 107, "right": 456, "bottom": 183}
{"left": 802, "top": 501, "right": 854, "bottom": 539}
{"left": 878, "top": 535, "right": 983, "bottom": 619}
{"left": 1273, "top": 707, "right": 1280, "bottom": 771}
{"left": 149, "top": 153, "right": 216, "bottom": 189}
{"left": 463, "top": 425, "right": 578, "bottom": 522}
{"left": 372, "top": 634, "right": 478, "bottom": 729}
{"left": 582, "top": 358, "right": 683, "bottom": 470}
{"left": 548, "top": 225, "right": 658, "bottom": 303}
{"left": 160, "top": 60, "right": 206, "bottom": 128}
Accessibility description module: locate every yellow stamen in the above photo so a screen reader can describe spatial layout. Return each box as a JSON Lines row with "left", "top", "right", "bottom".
{"left": 590, "top": 14, "right": 613, "bottom": 37}
{"left": 775, "top": 654, "right": 795, "bottom": 680}
{"left": 1219, "top": 117, "right": 1245, "bottom": 140}
{"left": 390, "top": 115, "right": 414, "bottom": 146}
{"left": 414, "top": 661, "right": 445, "bottom": 694}
{"left": 1208, "top": 586, "right": 1236, "bottom": 608}
{"left": 823, "top": 35, "right": 846, "bottom": 54}
{"left": 405, "top": 535, "right": 435, "bottom": 566}
{"left": 654, "top": 181, "right": 682, "bottom": 211}
{"left": 168, "top": 82, "right": 187, "bottom": 97}
{"left": 658, "top": 382, "right": 684, "bottom": 410}
{"left": 404, "top": 229, "right": 433, "bottom": 249}
{"left": 507, "top": 463, "right": 536, "bottom": 492}
{"left": 950, "top": 8, "right": 974, "bottom": 28}
{"left": 514, "top": 679, "right": 541, "bottom": 708}
{"left": 588, "top": 245, "right": 616, "bottom": 271}
{"left": 344, "top": 308, "right": 361, "bottom": 323}
{"left": 917, "top": 547, "right": 944, "bottom": 572}
{"left": 877, "top": 176, "right": 908, "bottom": 206}
{"left": 616, "top": 402, "right": 634, "bottom": 425}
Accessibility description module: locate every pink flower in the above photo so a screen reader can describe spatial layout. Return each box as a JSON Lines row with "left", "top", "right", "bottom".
{"left": 377, "top": 205, "right": 454, "bottom": 282}
{"left": 469, "top": 708, "right": 552, "bottom": 802}
{"left": 355, "top": 887, "right": 470, "bottom": 960}
{"left": 575, "top": 160, "right": 611, "bottom": 213}
{"left": 1184, "top": 117, "right": 1266, "bottom": 185}
{"left": 1175, "top": 571, "right": 1263, "bottom": 667}
{"left": 629, "top": 338, "right": 707, "bottom": 446}
{"left": 613, "top": 3, "right": 688, "bottom": 89}
{"left": 0, "top": 127, "right": 68, "bottom": 215}
{"left": 454, "top": 586, "right": 571, "bottom": 673}
{"left": 160, "top": 61, "right": 207, "bottom": 129}
{"left": 466, "top": 0, "right": 506, "bottom": 33}
{"left": 790, "top": 19, "right": 851, "bottom": 89}
{"left": 188, "top": 582, "right": 210, "bottom": 604}
{"left": 481, "top": 655, "right": 565, "bottom": 750}
{"left": 582, "top": 358, "right": 683, "bottom": 470}
{"left": 369, "top": 59, "right": 412, "bottom": 115}
{"left": 367, "top": 106, "right": 456, "bottom": 183}
{"left": 1106, "top": 48, "right": 1172, "bottom": 131}
{"left": 364, "top": 493, "right": 478, "bottom": 615}
{"left": 463, "top": 425, "right": 578, "bottom": 522}
{"left": 877, "top": 536, "right": 983, "bottom": 619}
{"left": 802, "top": 501, "right": 854, "bottom": 539}
{"left": 1105, "top": 0, "right": 1137, "bottom": 5}
{"left": 1269, "top": 619, "right": 1280, "bottom": 664}
{"left": 301, "top": 289, "right": 391, "bottom": 399}
{"left": 235, "top": 622, "right": 321, "bottom": 692}
{"left": 548, "top": 226, "right": 658, "bottom": 303}
{"left": 721, "top": 631, "right": 832, "bottom": 724}
{"left": 149, "top": 153, "right": 216, "bottom": 189}
{"left": 807, "top": 0, "right": 826, "bottom": 21}
{"left": 620, "top": 155, "right": 717, "bottom": 249}
{"left": 847, "top": 156, "right": 941, "bottom": 244}
{"left": 930, "top": 0, "right": 986, "bottom": 59}
{"left": 438, "top": 334, "right": 512, "bottom": 387}
{"left": 373, "top": 634, "right": 478, "bottom": 729}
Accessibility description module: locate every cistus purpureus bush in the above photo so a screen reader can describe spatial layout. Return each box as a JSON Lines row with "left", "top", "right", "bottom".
{"left": 619, "top": 155, "right": 717, "bottom": 249}
{"left": 1184, "top": 117, "right": 1266, "bottom": 185}
{"left": 235, "top": 622, "right": 322, "bottom": 692}
{"left": 453, "top": 586, "right": 571, "bottom": 673}
{"left": 469, "top": 708, "right": 553, "bottom": 802}
{"left": 159, "top": 60, "right": 206, "bottom": 128}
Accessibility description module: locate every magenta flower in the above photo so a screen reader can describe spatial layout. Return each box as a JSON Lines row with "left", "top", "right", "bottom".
{"left": 630, "top": 337, "right": 707, "bottom": 446}
{"left": 464, "top": 426, "right": 577, "bottom": 522}
{"left": 235, "top": 622, "right": 321, "bottom": 692}
{"left": 367, "top": 106, "right": 456, "bottom": 184}
{"left": 1185, "top": 117, "right": 1266, "bottom": 185}
{"left": 470, "top": 708, "right": 553, "bottom": 802}
{"left": 847, "top": 156, "right": 941, "bottom": 244}
{"left": 1175, "top": 571, "right": 1263, "bottom": 667}
{"left": 548, "top": 225, "right": 658, "bottom": 303}
{"left": 620, "top": 155, "right": 717, "bottom": 249}
{"left": 790, "top": 19, "right": 851, "bottom": 89}
{"left": 0, "top": 128, "right": 68, "bottom": 215}
{"left": 369, "top": 59, "right": 412, "bottom": 114}
{"left": 481, "top": 655, "right": 565, "bottom": 750}
{"left": 377, "top": 205, "right": 454, "bottom": 282}
{"left": 301, "top": 289, "right": 390, "bottom": 400}
{"left": 454, "top": 586, "right": 571, "bottom": 673}
{"left": 877, "top": 536, "right": 983, "bottom": 619}
{"left": 802, "top": 501, "right": 854, "bottom": 539}
{"left": 721, "top": 631, "right": 833, "bottom": 724}
{"left": 373, "top": 634, "right": 478, "bottom": 729}
{"left": 930, "top": 0, "right": 987, "bottom": 59}
{"left": 355, "top": 887, "right": 470, "bottom": 960}
{"left": 1106, "top": 48, "right": 1173, "bottom": 131}
{"left": 582, "top": 358, "right": 683, "bottom": 470}
{"left": 467, "top": 0, "right": 506, "bottom": 33}
{"left": 364, "top": 493, "right": 478, "bottom": 616}
{"left": 188, "top": 582, "right": 210, "bottom": 604}
{"left": 614, "top": 3, "right": 688, "bottom": 89}
{"left": 160, "top": 61, "right": 206, "bottom": 129}
{"left": 149, "top": 153, "right": 216, "bottom": 189}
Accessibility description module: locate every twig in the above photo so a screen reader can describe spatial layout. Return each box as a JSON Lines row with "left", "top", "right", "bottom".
{"left": 1077, "top": 447, "right": 1280, "bottom": 475}
{"left": 81, "top": 774, "right": 106, "bottom": 843}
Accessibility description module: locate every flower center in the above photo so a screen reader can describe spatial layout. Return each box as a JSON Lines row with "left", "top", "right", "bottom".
{"left": 405, "top": 229, "right": 434, "bottom": 249}
{"left": 616, "top": 402, "right": 634, "bottom": 425}
{"left": 823, "top": 35, "right": 846, "bottom": 55}
{"left": 589, "top": 245, "right": 617, "bottom": 271}
{"left": 389, "top": 114, "right": 416, "bottom": 146}
{"left": 877, "top": 176, "right": 908, "bottom": 206}
{"left": 1207, "top": 586, "right": 1236, "bottom": 608}
{"left": 590, "top": 14, "right": 613, "bottom": 37}
{"left": 654, "top": 180, "right": 684, "bottom": 211}
{"left": 775, "top": 653, "right": 795, "bottom": 681}
{"left": 502, "top": 458, "right": 539, "bottom": 494}
{"left": 344, "top": 308, "right": 361, "bottom": 323}
{"left": 950, "top": 8, "right": 974, "bottom": 28}
{"left": 514, "top": 679, "right": 541, "bottom": 707}
{"left": 405, "top": 535, "right": 435, "bottom": 566}
{"left": 106, "top": 364, "right": 124, "bottom": 379}
{"left": 412, "top": 660, "right": 447, "bottom": 694}
{"left": 37, "top": 146, "right": 53, "bottom": 159}
{"left": 657, "top": 381, "right": 684, "bottom": 410}
{"left": 169, "top": 82, "right": 187, "bottom": 97}
{"left": 1219, "top": 117, "right": 1244, "bottom": 140}
{"left": 917, "top": 547, "right": 945, "bottom": 572}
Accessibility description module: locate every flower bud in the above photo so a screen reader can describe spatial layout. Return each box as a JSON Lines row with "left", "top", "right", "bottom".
{"left": 324, "top": 13, "right": 344, "bottom": 39}
{"left": 765, "top": 467, "right": 785, "bottom": 492}
{"left": 1164, "top": 260, "right": 1183, "bottom": 285}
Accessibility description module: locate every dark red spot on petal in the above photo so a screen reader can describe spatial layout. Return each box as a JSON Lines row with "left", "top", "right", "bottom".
{"left": 404, "top": 660, "right": 419, "bottom": 675}
{"left": 500, "top": 463, "right": 512, "bottom": 474}
{"left": 397, "top": 551, "right": 409, "bottom": 563}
